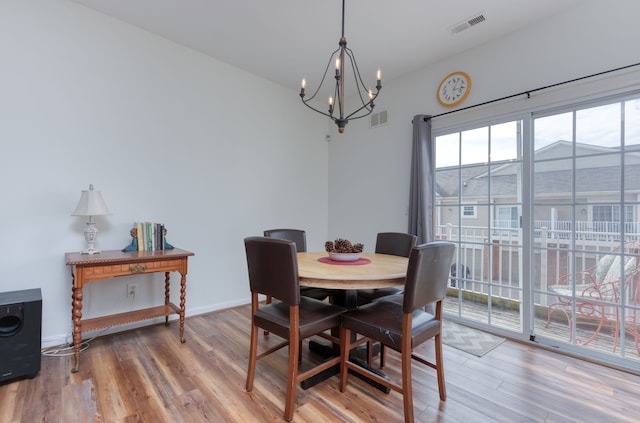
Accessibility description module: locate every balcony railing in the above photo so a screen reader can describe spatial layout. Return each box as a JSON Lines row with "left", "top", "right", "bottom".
{"left": 533, "top": 220, "right": 640, "bottom": 242}
{"left": 436, "top": 221, "right": 640, "bottom": 303}
{"left": 437, "top": 221, "right": 640, "bottom": 356}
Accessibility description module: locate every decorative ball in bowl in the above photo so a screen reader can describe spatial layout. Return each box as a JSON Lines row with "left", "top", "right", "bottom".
{"left": 328, "top": 252, "right": 362, "bottom": 262}
{"left": 325, "top": 238, "right": 364, "bottom": 262}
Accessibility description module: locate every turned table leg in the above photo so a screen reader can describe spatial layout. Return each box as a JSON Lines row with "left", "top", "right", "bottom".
{"left": 164, "top": 272, "right": 170, "bottom": 326}
{"left": 179, "top": 273, "right": 186, "bottom": 343}
{"left": 71, "top": 283, "right": 83, "bottom": 373}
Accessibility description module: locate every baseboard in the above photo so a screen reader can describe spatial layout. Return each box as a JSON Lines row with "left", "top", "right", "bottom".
{"left": 41, "top": 297, "right": 251, "bottom": 349}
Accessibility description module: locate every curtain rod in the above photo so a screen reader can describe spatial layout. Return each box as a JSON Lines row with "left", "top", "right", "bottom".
{"left": 424, "top": 61, "right": 640, "bottom": 121}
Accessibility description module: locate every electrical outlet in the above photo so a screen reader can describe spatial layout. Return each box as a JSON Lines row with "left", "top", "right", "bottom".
{"left": 127, "top": 283, "right": 137, "bottom": 298}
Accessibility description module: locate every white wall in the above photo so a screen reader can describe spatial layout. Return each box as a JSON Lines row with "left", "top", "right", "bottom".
{"left": 328, "top": 0, "right": 640, "bottom": 250}
{"left": 0, "top": 1, "right": 329, "bottom": 345}
{"left": 4, "top": 0, "right": 640, "bottom": 347}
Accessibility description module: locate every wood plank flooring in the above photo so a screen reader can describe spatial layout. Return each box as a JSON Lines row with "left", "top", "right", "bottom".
{"left": 1, "top": 304, "right": 639, "bottom": 422}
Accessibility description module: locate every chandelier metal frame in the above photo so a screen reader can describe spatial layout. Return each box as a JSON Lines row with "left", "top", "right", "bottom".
{"left": 299, "top": 0, "right": 382, "bottom": 133}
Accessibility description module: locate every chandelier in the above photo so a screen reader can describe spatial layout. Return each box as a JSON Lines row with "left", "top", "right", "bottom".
{"left": 299, "top": 0, "right": 382, "bottom": 134}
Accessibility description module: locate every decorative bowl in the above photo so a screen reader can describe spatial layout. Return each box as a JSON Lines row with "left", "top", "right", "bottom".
{"left": 328, "top": 252, "right": 362, "bottom": 262}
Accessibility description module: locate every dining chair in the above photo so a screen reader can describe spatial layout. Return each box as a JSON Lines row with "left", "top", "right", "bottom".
{"left": 263, "top": 229, "right": 331, "bottom": 303}
{"left": 244, "top": 236, "right": 346, "bottom": 422}
{"left": 357, "top": 232, "right": 417, "bottom": 305}
{"left": 338, "top": 241, "right": 455, "bottom": 423}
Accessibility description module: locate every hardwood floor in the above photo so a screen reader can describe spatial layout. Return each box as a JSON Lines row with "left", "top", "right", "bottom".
{"left": 2, "top": 304, "right": 639, "bottom": 422}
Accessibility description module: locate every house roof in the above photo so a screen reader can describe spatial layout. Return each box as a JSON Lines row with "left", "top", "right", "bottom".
{"left": 436, "top": 140, "right": 640, "bottom": 199}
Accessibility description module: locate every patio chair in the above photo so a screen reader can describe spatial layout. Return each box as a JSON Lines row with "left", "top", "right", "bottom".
{"left": 619, "top": 276, "right": 640, "bottom": 355}
{"left": 545, "top": 243, "right": 640, "bottom": 353}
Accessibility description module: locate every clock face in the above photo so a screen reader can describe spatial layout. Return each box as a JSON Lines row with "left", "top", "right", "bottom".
{"left": 437, "top": 71, "right": 471, "bottom": 108}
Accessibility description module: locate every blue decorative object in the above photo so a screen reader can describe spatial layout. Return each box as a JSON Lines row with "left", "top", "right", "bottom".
{"left": 122, "top": 237, "right": 138, "bottom": 252}
{"left": 122, "top": 225, "right": 174, "bottom": 252}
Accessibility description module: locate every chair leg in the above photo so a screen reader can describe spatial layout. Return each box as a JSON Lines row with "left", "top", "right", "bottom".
{"left": 634, "top": 323, "right": 640, "bottom": 356}
{"left": 339, "top": 326, "right": 350, "bottom": 392}
{"left": 434, "top": 332, "right": 447, "bottom": 401}
{"left": 612, "top": 318, "right": 621, "bottom": 353}
{"left": 401, "top": 342, "right": 414, "bottom": 423}
{"left": 577, "top": 307, "right": 605, "bottom": 347}
{"left": 246, "top": 322, "right": 259, "bottom": 392}
{"left": 283, "top": 332, "right": 300, "bottom": 422}
{"left": 544, "top": 306, "right": 554, "bottom": 328}
{"left": 263, "top": 295, "right": 272, "bottom": 336}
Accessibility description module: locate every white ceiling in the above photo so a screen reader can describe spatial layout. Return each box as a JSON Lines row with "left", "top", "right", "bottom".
{"left": 73, "top": 0, "right": 582, "bottom": 92}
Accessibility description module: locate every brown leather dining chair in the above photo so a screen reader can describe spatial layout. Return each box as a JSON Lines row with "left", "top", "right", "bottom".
{"left": 338, "top": 241, "right": 455, "bottom": 423}
{"left": 244, "top": 236, "right": 346, "bottom": 422}
{"left": 263, "top": 228, "right": 331, "bottom": 302}
{"left": 357, "top": 232, "right": 417, "bottom": 305}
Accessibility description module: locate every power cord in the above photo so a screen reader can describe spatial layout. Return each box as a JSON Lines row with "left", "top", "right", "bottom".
{"left": 40, "top": 328, "right": 109, "bottom": 357}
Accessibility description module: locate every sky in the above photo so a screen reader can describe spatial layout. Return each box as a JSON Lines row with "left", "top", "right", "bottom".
{"left": 435, "top": 97, "right": 640, "bottom": 169}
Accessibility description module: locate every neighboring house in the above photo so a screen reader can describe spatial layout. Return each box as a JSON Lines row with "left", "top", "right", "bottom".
{"left": 435, "top": 140, "right": 640, "bottom": 240}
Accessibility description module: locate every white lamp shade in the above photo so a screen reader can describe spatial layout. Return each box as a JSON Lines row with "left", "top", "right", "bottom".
{"left": 71, "top": 185, "right": 111, "bottom": 216}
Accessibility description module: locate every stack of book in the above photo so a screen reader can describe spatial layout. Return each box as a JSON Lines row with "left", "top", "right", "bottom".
{"left": 133, "top": 221, "right": 168, "bottom": 251}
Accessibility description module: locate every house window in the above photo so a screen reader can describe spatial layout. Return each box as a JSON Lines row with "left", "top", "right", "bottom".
{"left": 496, "top": 206, "right": 519, "bottom": 228}
{"left": 462, "top": 205, "right": 476, "bottom": 218}
{"left": 592, "top": 204, "right": 634, "bottom": 233}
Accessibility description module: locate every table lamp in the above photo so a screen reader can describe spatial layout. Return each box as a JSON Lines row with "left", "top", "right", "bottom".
{"left": 71, "top": 184, "right": 111, "bottom": 254}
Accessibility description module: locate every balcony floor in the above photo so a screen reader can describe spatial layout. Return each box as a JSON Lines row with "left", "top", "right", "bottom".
{"left": 443, "top": 295, "right": 640, "bottom": 363}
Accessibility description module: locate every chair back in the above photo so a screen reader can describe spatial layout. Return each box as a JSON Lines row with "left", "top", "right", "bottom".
{"left": 244, "top": 236, "right": 300, "bottom": 305}
{"left": 587, "top": 243, "right": 640, "bottom": 303}
{"left": 375, "top": 232, "right": 417, "bottom": 258}
{"left": 263, "top": 229, "right": 307, "bottom": 252}
{"left": 403, "top": 241, "right": 455, "bottom": 314}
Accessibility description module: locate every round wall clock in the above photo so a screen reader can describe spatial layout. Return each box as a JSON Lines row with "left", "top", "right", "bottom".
{"left": 437, "top": 71, "right": 471, "bottom": 108}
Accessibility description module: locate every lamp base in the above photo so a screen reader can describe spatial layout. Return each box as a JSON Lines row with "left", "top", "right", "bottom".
{"left": 81, "top": 248, "right": 101, "bottom": 255}
{"left": 81, "top": 221, "right": 101, "bottom": 254}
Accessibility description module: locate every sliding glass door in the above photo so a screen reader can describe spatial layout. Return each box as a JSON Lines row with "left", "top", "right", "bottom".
{"left": 434, "top": 92, "right": 640, "bottom": 366}
{"left": 532, "top": 97, "right": 640, "bottom": 362}
{"left": 434, "top": 119, "right": 524, "bottom": 332}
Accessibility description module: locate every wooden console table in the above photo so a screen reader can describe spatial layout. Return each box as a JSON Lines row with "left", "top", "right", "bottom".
{"left": 65, "top": 248, "right": 194, "bottom": 373}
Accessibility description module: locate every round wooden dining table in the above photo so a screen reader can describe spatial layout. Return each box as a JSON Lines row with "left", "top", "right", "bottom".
{"left": 297, "top": 252, "right": 408, "bottom": 291}
{"left": 296, "top": 251, "right": 409, "bottom": 391}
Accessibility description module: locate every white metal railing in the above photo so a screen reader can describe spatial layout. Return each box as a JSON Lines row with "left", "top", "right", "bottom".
{"left": 533, "top": 220, "right": 640, "bottom": 242}
{"left": 436, "top": 222, "right": 640, "bottom": 305}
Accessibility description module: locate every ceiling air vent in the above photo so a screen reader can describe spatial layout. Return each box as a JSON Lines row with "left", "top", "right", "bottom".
{"left": 450, "top": 12, "right": 486, "bottom": 35}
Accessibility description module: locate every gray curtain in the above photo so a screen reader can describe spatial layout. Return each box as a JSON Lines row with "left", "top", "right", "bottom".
{"left": 408, "top": 115, "right": 433, "bottom": 244}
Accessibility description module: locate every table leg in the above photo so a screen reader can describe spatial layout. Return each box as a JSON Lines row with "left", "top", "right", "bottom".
{"left": 164, "top": 272, "right": 170, "bottom": 326}
{"left": 71, "top": 283, "right": 83, "bottom": 373}
{"left": 179, "top": 272, "right": 186, "bottom": 343}
{"left": 302, "top": 289, "right": 389, "bottom": 393}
